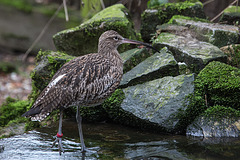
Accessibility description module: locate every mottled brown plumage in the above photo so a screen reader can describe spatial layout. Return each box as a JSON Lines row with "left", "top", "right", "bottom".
{"left": 22, "top": 30, "right": 158, "bottom": 154}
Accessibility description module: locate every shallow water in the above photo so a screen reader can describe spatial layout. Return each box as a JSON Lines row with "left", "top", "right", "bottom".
{"left": 1, "top": 120, "right": 240, "bottom": 160}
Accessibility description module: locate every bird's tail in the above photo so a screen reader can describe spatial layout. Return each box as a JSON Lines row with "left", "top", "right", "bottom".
{"left": 22, "top": 105, "right": 50, "bottom": 122}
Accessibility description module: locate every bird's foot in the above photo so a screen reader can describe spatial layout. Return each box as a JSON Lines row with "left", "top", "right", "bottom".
{"left": 51, "top": 133, "right": 64, "bottom": 155}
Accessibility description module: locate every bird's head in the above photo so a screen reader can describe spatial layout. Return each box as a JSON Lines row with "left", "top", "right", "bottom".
{"left": 98, "top": 30, "right": 159, "bottom": 54}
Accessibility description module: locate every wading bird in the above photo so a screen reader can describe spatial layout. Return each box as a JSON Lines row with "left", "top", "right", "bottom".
{"left": 22, "top": 30, "right": 159, "bottom": 155}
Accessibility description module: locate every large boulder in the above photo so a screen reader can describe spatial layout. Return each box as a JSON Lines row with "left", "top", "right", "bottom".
{"left": 141, "top": 0, "right": 206, "bottom": 42}
{"left": 104, "top": 74, "right": 195, "bottom": 133}
{"left": 53, "top": 4, "right": 138, "bottom": 56}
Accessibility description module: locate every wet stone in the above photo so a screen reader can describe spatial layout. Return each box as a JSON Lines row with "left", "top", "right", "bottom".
{"left": 120, "top": 47, "right": 178, "bottom": 88}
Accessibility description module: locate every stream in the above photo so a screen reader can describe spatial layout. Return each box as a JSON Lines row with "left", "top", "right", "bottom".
{"left": 1, "top": 120, "right": 240, "bottom": 160}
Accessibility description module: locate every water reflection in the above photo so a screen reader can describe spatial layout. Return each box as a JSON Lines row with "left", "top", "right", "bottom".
{"left": 0, "top": 120, "right": 240, "bottom": 160}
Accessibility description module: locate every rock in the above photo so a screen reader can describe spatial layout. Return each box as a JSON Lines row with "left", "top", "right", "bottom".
{"left": 141, "top": 1, "right": 206, "bottom": 42}
{"left": 120, "top": 47, "right": 179, "bottom": 87}
{"left": 53, "top": 4, "right": 138, "bottom": 56}
{"left": 177, "top": 61, "right": 240, "bottom": 134}
{"left": 220, "top": 5, "right": 240, "bottom": 25}
{"left": 187, "top": 106, "right": 240, "bottom": 137}
{"left": 0, "top": 123, "right": 25, "bottom": 138}
{"left": 104, "top": 74, "right": 195, "bottom": 133}
{"left": 169, "top": 15, "right": 239, "bottom": 48}
{"left": 153, "top": 32, "right": 227, "bottom": 72}
{"left": 120, "top": 48, "right": 152, "bottom": 73}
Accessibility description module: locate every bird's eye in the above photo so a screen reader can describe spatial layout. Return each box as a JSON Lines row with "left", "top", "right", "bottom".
{"left": 113, "top": 36, "right": 119, "bottom": 41}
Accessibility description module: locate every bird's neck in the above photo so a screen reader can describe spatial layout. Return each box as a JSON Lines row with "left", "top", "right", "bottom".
{"left": 99, "top": 48, "right": 123, "bottom": 68}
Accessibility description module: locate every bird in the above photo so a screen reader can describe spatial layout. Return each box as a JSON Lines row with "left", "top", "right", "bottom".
{"left": 22, "top": 30, "right": 159, "bottom": 155}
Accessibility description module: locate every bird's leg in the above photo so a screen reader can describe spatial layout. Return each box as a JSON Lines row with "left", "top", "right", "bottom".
{"left": 51, "top": 109, "right": 64, "bottom": 155}
{"left": 76, "top": 106, "right": 86, "bottom": 152}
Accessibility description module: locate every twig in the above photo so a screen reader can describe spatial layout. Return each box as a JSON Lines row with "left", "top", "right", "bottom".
{"left": 203, "top": 0, "right": 215, "bottom": 6}
{"left": 22, "top": 3, "right": 64, "bottom": 61}
{"left": 210, "top": 0, "right": 238, "bottom": 22}
{"left": 63, "top": 0, "right": 69, "bottom": 21}
{"left": 100, "top": 0, "right": 105, "bottom": 9}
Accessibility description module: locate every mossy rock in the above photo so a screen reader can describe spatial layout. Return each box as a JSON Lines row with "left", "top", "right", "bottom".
{"left": 168, "top": 15, "right": 239, "bottom": 48}
{"left": 220, "top": 5, "right": 240, "bottom": 25}
{"left": 153, "top": 32, "right": 227, "bottom": 73}
{"left": 104, "top": 74, "right": 195, "bottom": 133}
{"left": 53, "top": 4, "right": 139, "bottom": 56}
{"left": 195, "top": 61, "right": 240, "bottom": 109}
{"left": 120, "top": 47, "right": 179, "bottom": 88}
{"left": 176, "top": 61, "right": 240, "bottom": 133}
{"left": 30, "top": 50, "right": 75, "bottom": 101}
{"left": 141, "top": 0, "right": 206, "bottom": 42}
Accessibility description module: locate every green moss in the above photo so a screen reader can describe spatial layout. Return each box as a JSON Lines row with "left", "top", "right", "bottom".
{"left": 168, "top": 15, "right": 209, "bottom": 24}
{"left": 204, "top": 105, "right": 240, "bottom": 120}
{"left": 0, "top": 97, "right": 30, "bottom": 127}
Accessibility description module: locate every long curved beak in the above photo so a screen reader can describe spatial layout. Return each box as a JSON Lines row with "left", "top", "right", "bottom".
{"left": 122, "top": 38, "right": 160, "bottom": 53}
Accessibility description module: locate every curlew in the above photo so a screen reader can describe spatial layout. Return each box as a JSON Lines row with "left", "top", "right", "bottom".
{"left": 22, "top": 30, "right": 158, "bottom": 155}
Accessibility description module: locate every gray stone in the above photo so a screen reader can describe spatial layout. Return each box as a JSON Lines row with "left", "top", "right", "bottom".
{"left": 187, "top": 116, "right": 240, "bottom": 137}
{"left": 120, "top": 47, "right": 178, "bottom": 87}
{"left": 121, "top": 74, "right": 195, "bottom": 132}
{"left": 120, "top": 48, "right": 152, "bottom": 73}
{"left": 153, "top": 33, "right": 227, "bottom": 72}
{"left": 169, "top": 16, "right": 239, "bottom": 47}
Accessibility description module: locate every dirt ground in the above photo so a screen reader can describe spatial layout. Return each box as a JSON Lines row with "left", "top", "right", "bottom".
{"left": 0, "top": 51, "right": 35, "bottom": 105}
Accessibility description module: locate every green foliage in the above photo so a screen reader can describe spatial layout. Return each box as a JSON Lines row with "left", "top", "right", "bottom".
{"left": 0, "top": 97, "right": 30, "bottom": 127}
